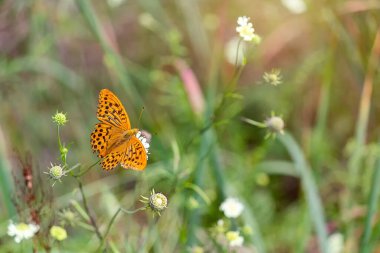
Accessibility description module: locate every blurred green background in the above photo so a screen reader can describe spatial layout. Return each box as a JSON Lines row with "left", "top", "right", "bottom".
{"left": 1, "top": 0, "right": 380, "bottom": 252}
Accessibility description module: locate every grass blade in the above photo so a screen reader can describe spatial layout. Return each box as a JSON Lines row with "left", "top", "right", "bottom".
{"left": 279, "top": 133, "right": 328, "bottom": 253}
{"left": 359, "top": 148, "right": 380, "bottom": 252}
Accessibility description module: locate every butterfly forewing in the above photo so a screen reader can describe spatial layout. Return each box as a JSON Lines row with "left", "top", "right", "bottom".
{"left": 121, "top": 136, "right": 147, "bottom": 171}
{"left": 97, "top": 89, "right": 131, "bottom": 130}
{"left": 90, "top": 123, "right": 124, "bottom": 158}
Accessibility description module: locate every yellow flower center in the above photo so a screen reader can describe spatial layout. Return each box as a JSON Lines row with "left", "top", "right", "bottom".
{"left": 50, "top": 166, "right": 63, "bottom": 179}
{"left": 16, "top": 223, "right": 29, "bottom": 231}
{"left": 226, "top": 231, "right": 239, "bottom": 241}
{"left": 240, "top": 26, "right": 252, "bottom": 36}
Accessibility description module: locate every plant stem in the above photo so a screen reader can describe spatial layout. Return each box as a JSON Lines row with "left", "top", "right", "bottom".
{"left": 359, "top": 148, "right": 380, "bottom": 253}
{"left": 77, "top": 179, "right": 103, "bottom": 242}
{"left": 73, "top": 159, "right": 100, "bottom": 178}
{"left": 97, "top": 206, "right": 147, "bottom": 251}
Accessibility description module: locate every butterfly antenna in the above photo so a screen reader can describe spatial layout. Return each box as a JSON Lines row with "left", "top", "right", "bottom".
{"left": 137, "top": 107, "right": 145, "bottom": 129}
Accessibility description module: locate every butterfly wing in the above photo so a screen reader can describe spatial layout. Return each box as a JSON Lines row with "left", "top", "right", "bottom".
{"left": 100, "top": 144, "right": 125, "bottom": 170}
{"left": 90, "top": 123, "right": 124, "bottom": 158}
{"left": 121, "top": 136, "right": 147, "bottom": 171}
{"left": 97, "top": 89, "right": 131, "bottom": 130}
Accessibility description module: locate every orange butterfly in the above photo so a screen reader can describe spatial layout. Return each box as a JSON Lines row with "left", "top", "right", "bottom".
{"left": 90, "top": 89, "right": 148, "bottom": 170}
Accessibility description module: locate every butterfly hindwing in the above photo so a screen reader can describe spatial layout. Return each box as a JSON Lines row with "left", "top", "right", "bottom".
{"left": 97, "top": 89, "right": 131, "bottom": 130}
{"left": 121, "top": 136, "right": 147, "bottom": 171}
{"left": 101, "top": 150, "right": 123, "bottom": 170}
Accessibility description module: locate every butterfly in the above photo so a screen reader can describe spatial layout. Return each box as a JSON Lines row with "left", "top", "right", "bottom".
{"left": 90, "top": 89, "right": 148, "bottom": 170}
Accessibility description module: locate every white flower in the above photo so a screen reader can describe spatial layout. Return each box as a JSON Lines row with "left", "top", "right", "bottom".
{"left": 220, "top": 198, "right": 244, "bottom": 218}
{"left": 8, "top": 221, "right": 39, "bottom": 243}
{"left": 328, "top": 233, "right": 344, "bottom": 253}
{"left": 136, "top": 131, "right": 150, "bottom": 159}
{"left": 226, "top": 231, "right": 244, "bottom": 247}
{"left": 263, "top": 69, "right": 282, "bottom": 86}
{"left": 281, "top": 0, "right": 307, "bottom": 14}
{"left": 236, "top": 16, "right": 255, "bottom": 41}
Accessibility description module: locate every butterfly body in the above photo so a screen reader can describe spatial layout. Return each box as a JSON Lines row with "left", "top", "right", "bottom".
{"left": 90, "top": 89, "right": 148, "bottom": 171}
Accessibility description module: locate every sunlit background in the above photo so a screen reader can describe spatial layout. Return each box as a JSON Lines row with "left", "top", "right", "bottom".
{"left": 1, "top": 0, "right": 380, "bottom": 252}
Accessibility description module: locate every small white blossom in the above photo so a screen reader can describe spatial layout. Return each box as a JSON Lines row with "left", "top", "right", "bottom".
{"left": 226, "top": 231, "right": 244, "bottom": 247}
{"left": 263, "top": 69, "right": 282, "bottom": 86}
{"left": 220, "top": 197, "right": 244, "bottom": 218}
{"left": 328, "top": 233, "right": 344, "bottom": 253}
{"left": 136, "top": 131, "right": 150, "bottom": 159}
{"left": 8, "top": 221, "right": 39, "bottom": 243}
{"left": 281, "top": 0, "right": 307, "bottom": 14}
{"left": 236, "top": 16, "right": 255, "bottom": 41}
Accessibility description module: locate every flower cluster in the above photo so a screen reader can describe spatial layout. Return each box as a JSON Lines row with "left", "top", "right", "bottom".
{"left": 8, "top": 221, "right": 39, "bottom": 243}
{"left": 236, "top": 16, "right": 255, "bottom": 41}
{"left": 211, "top": 198, "right": 246, "bottom": 248}
{"left": 226, "top": 231, "right": 244, "bottom": 247}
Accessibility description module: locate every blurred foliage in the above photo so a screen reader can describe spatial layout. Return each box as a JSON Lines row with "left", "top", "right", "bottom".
{"left": 0, "top": 0, "right": 380, "bottom": 252}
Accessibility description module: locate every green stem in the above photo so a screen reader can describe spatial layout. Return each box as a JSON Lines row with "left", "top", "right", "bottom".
{"left": 120, "top": 206, "right": 147, "bottom": 214}
{"left": 97, "top": 206, "right": 147, "bottom": 251}
{"left": 234, "top": 38, "right": 243, "bottom": 68}
{"left": 77, "top": 179, "right": 103, "bottom": 242}
{"left": 97, "top": 208, "right": 122, "bottom": 251}
{"left": 359, "top": 150, "right": 380, "bottom": 252}
{"left": 73, "top": 159, "right": 100, "bottom": 178}
{"left": 241, "top": 117, "right": 266, "bottom": 128}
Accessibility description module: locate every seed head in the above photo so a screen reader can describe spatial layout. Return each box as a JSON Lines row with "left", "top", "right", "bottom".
{"left": 52, "top": 112, "right": 68, "bottom": 126}
{"left": 140, "top": 189, "right": 168, "bottom": 216}
{"left": 265, "top": 116, "right": 285, "bottom": 134}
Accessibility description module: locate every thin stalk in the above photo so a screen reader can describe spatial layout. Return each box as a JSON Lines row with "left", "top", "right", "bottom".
{"left": 279, "top": 133, "right": 328, "bottom": 253}
{"left": 97, "top": 208, "right": 122, "bottom": 251}
{"left": 186, "top": 128, "right": 214, "bottom": 246}
{"left": 73, "top": 159, "right": 100, "bottom": 178}
{"left": 97, "top": 206, "right": 147, "bottom": 251}
{"left": 346, "top": 28, "right": 380, "bottom": 243}
{"left": 359, "top": 148, "right": 380, "bottom": 252}
{"left": 350, "top": 28, "right": 380, "bottom": 184}
{"left": 77, "top": 179, "right": 103, "bottom": 242}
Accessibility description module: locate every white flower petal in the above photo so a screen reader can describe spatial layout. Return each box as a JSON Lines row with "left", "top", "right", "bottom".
{"left": 220, "top": 198, "right": 244, "bottom": 218}
{"left": 281, "top": 0, "right": 307, "bottom": 14}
